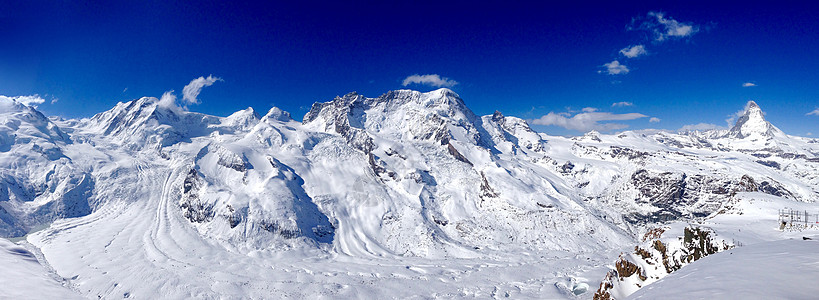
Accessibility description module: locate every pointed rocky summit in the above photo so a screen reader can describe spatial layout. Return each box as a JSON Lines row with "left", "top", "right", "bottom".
{"left": 728, "top": 101, "right": 783, "bottom": 139}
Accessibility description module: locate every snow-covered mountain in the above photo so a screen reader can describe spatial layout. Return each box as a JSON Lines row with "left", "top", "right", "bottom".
{"left": 1, "top": 89, "right": 818, "bottom": 298}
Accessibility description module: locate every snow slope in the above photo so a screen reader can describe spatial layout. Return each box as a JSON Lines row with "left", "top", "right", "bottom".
{"left": 595, "top": 192, "right": 819, "bottom": 299}
{"left": 630, "top": 238, "right": 819, "bottom": 299}
{"left": 1, "top": 90, "right": 818, "bottom": 298}
{"left": 0, "top": 238, "right": 82, "bottom": 299}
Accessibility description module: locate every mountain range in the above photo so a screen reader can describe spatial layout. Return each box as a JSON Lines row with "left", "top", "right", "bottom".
{"left": 1, "top": 89, "right": 818, "bottom": 299}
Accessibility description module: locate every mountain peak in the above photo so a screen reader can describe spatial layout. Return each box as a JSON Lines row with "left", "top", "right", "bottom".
{"left": 262, "top": 107, "right": 292, "bottom": 122}
{"left": 746, "top": 100, "right": 760, "bottom": 109}
{"left": 491, "top": 110, "right": 505, "bottom": 123}
{"left": 729, "top": 101, "right": 781, "bottom": 139}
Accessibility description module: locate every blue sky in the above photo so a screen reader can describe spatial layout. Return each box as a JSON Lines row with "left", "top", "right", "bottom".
{"left": 2, "top": 1, "right": 818, "bottom": 136}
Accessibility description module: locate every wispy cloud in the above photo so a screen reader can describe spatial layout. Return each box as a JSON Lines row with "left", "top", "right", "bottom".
{"left": 679, "top": 123, "right": 727, "bottom": 132}
{"left": 600, "top": 60, "right": 629, "bottom": 75}
{"left": 402, "top": 74, "right": 458, "bottom": 88}
{"left": 182, "top": 75, "right": 222, "bottom": 105}
{"left": 612, "top": 101, "right": 633, "bottom": 107}
{"left": 0, "top": 94, "right": 46, "bottom": 107}
{"left": 157, "top": 91, "right": 179, "bottom": 112}
{"left": 582, "top": 107, "right": 598, "bottom": 113}
{"left": 531, "top": 110, "right": 647, "bottom": 132}
{"left": 742, "top": 82, "right": 756, "bottom": 87}
{"left": 808, "top": 108, "right": 819, "bottom": 116}
{"left": 631, "top": 11, "right": 699, "bottom": 42}
{"left": 620, "top": 45, "right": 647, "bottom": 58}
{"left": 649, "top": 117, "right": 661, "bottom": 123}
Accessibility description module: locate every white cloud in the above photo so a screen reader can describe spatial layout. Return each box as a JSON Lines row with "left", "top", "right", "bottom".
{"left": 531, "top": 111, "right": 647, "bottom": 132}
{"left": 742, "top": 82, "right": 756, "bottom": 87}
{"left": 612, "top": 101, "right": 633, "bottom": 107}
{"left": 808, "top": 108, "right": 819, "bottom": 116}
{"left": 0, "top": 94, "right": 46, "bottom": 107}
{"left": 649, "top": 117, "right": 661, "bottom": 123}
{"left": 50, "top": 98, "right": 59, "bottom": 104}
{"left": 123, "top": 87, "right": 128, "bottom": 93}
{"left": 157, "top": 90, "right": 184, "bottom": 114}
{"left": 182, "top": 75, "right": 222, "bottom": 105}
{"left": 15, "top": 95, "right": 46, "bottom": 106}
{"left": 582, "top": 107, "right": 598, "bottom": 113}
{"left": 679, "top": 123, "right": 727, "bottom": 132}
{"left": 601, "top": 60, "right": 629, "bottom": 75}
{"left": 402, "top": 74, "right": 458, "bottom": 88}
{"left": 620, "top": 45, "right": 647, "bottom": 58}
{"left": 631, "top": 11, "right": 699, "bottom": 42}
{"left": 158, "top": 91, "right": 177, "bottom": 108}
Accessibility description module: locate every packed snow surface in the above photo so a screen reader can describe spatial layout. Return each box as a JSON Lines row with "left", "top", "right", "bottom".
{"left": 630, "top": 238, "right": 819, "bottom": 299}
{"left": 0, "top": 238, "right": 82, "bottom": 299}
{"left": 1, "top": 90, "right": 818, "bottom": 298}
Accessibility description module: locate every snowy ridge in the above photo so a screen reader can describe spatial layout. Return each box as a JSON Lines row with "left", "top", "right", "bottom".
{"left": 0, "top": 97, "right": 91, "bottom": 237}
{"left": 1, "top": 90, "right": 819, "bottom": 298}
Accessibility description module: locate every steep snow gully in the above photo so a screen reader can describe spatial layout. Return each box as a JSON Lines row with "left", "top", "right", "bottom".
{"left": 1, "top": 90, "right": 818, "bottom": 299}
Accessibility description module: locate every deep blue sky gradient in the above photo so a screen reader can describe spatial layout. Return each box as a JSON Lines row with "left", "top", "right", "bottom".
{"left": 2, "top": 1, "right": 818, "bottom": 135}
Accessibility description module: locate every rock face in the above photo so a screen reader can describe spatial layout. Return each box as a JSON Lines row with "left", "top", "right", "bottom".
{"left": 619, "top": 170, "right": 795, "bottom": 224}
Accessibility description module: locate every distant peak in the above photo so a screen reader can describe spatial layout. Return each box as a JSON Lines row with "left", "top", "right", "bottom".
{"left": 227, "top": 106, "right": 260, "bottom": 120}
{"left": 729, "top": 100, "right": 781, "bottom": 139}
{"left": 430, "top": 87, "right": 458, "bottom": 97}
{"left": 263, "top": 107, "right": 291, "bottom": 122}
{"left": 746, "top": 100, "right": 759, "bottom": 109}
{"left": 137, "top": 96, "right": 159, "bottom": 104}
{"left": 574, "top": 130, "right": 602, "bottom": 142}
{"left": 491, "top": 111, "right": 505, "bottom": 123}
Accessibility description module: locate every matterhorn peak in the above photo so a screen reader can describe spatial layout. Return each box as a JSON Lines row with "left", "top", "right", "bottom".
{"left": 729, "top": 100, "right": 782, "bottom": 139}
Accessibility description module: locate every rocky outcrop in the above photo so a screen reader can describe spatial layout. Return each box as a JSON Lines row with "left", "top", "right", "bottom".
{"left": 180, "top": 168, "right": 213, "bottom": 223}
{"left": 622, "top": 170, "right": 796, "bottom": 224}
{"left": 594, "top": 226, "right": 734, "bottom": 299}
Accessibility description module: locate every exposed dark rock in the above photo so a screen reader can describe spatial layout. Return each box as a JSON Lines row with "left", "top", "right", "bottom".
{"left": 560, "top": 161, "right": 574, "bottom": 174}
{"left": 631, "top": 170, "right": 687, "bottom": 207}
{"left": 368, "top": 153, "right": 388, "bottom": 178}
{"left": 624, "top": 171, "right": 795, "bottom": 225}
{"left": 610, "top": 146, "right": 650, "bottom": 160}
{"left": 226, "top": 205, "right": 242, "bottom": 228}
{"left": 615, "top": 257, "right": 646, "bottom": 281}
{"left": 259, "top": 220, "right": 301, "bottom": 239}
{"left": 479, "top": 171, "right": 498, "bottom": 199}
{"left": 447, "top": 143, "right": 472, "bottom": 166}
{"left": 180, "top": 168, "right": 214, "bottom": 223}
